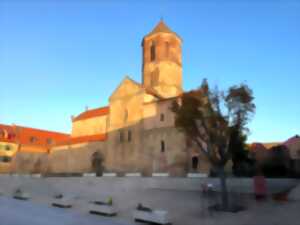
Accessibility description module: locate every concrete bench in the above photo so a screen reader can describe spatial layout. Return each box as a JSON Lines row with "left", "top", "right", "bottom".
{"left": 125, "top": 173, "right": 141, "bottom": 177}
{"left": 103, "top": 173, "right": 117, "bottom": 177}
{"left": 83, "top": 173, "right": 96, "bottom": 177}
{"left": 13, "top": 191, "right": 30, "bottom": 201}
{"left": 52, "top": 195, "right": 74, "bottom": 208}
{"left": 187, "top": 173, "right": 208, "bottom": 178}
{"left": 31, "top": 174, "right": 42, "bottom": 178}
{"left": 89, "top": 203, "right": 117, "bottom": 216}
{"left": 133, "top": 209, "right": 171, "bottom": 225}
{"left": 152, "top": 173, "right": 169, "bottom": 177}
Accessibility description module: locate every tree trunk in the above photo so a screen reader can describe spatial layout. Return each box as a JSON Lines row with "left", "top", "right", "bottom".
{"left": 219, "top": 166, "right": 229, "bottom": 210}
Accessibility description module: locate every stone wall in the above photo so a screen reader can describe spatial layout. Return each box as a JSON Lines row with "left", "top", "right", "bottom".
{"left": 49, "top": 141, "right": 106, "bottom": 173}
{"left": 71, "top": 115, "right": 108, "bottom": 137}
{"left": 13, "top": 152, "right": 48, "bottom": 174}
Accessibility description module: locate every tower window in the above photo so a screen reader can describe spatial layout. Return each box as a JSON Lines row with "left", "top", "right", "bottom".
{"left": 161, "top": 140, "right": 165, "bottom": 153}
{"left": 165, "top": 42, "right": 170, "bottom": 58}
{"left": 119, "top": 131, "right": 124, "bottom": 143}
{"left": 160, "top": 113, "right": 165, "bottom": 122}
{"left": 128, "top": 130, "right": 132, "bottom": 142}
{"left": 150, "top": 42, "right": 156, "bottom": 61}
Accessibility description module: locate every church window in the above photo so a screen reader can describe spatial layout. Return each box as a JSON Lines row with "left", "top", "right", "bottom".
{"left": 165, "top": 42, "right": 170, "bottom": 58}
{"left": 128, "top": 130, "right": 132, "bottom": 142}
{"left": 150, "top": 42, "right": 156, "bottom": 61}
{"left": 119, "top": 131, "right": 124, "bottom": 143}
{"left": 161, "top": 140, "right": 165, "bottom": 153}
{"left": 160, "top": 113, "right": 165, "bottom": 122}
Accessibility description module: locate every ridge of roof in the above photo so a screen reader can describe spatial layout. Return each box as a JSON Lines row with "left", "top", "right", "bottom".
{"left": 73, "top": 106, "right": 109, "bottom": 122}
{"left": 144, "top": 20, "right": 182, "bottom": 40}
{"left": 55, "top": 133, "right": 107, "bottom": 146}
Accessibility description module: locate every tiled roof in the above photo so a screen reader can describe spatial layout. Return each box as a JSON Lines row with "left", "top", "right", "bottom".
{"left": 0, "top": 123, "right": 70, "bottom": 152}
{"left": 73, "top": 107, "right": 109, "bottom": 122}
{"left": 144, "top": 20, "right": 181, "bottom": 40}
{"left": 55, "top": 134, "right": 107, "bottom": 146}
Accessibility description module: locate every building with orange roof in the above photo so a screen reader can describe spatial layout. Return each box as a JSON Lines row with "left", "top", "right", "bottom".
{"left": 0, "top": 124, "right": 69, "bottom": 173}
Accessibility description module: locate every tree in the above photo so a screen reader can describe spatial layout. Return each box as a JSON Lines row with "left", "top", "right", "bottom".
{"left": 171, "top": 79, "right": 255, "bottom": 211}
{"left": 91, "top": 151, "right": 104, "bottom": 176}
{"left": 229, "top": 126, "right": 254, "bottom": 177}
{"left": 262, "top": 145, "right": 290, "bottom": 177}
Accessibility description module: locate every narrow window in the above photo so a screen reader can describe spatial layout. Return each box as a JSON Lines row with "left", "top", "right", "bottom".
{"left": 160, "top": 113, "right": 165, "bottom": 122}
{"left": 165, "top": 42, "right": 170, "bottom": 58}
{"left": 128, "top": 130, "right": 132, "bottom": 142}
{"left": 161, "top": 140, "right": 165, "bottom": 153}
{"left": 119, "top": 131, "right": 124, "bottom": 143}
{"left": 150, "top": 42, "right": 156, "bottom": 61}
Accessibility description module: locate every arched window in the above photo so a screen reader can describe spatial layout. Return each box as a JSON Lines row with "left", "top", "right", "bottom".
{"left": 161, "top": 140, "right": 165, "bottom": 153}
{"left": 150, "top": 42, "right": 156, "bottom": 61}
{"left": 165, "top": 42, "right": 170, "bottom": 58}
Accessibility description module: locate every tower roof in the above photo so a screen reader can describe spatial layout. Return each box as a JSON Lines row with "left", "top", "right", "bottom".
{"left": 144, "top": 20, "right": 181, "bottom": 40}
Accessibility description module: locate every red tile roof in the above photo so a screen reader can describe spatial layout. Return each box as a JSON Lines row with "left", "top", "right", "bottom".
{"left": 55, "top": 134, "right": 107, "bottom": 146}
{"left": 0, "top": 124, "right": 70, "bottom": 152}
{"left": 73, "top": 107, "right": 109, "bottom": 122}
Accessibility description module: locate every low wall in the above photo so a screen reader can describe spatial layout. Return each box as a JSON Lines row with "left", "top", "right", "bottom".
{"left": 0, "top": 176, "right": 298, "bottom": 196}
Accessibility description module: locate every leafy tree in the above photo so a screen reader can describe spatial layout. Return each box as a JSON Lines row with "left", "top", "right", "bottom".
{"left": 229, "top": 126, "right": 254, "bottom": 177}
{"left": 171, "top": 79, "right": 255, "bottom": 210}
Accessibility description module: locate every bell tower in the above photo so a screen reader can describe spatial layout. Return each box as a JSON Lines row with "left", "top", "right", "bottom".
{"left": 142, "top": 20, "right": 183, "bottom": 98}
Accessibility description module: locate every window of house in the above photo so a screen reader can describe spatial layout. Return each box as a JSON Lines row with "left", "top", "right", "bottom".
{"left": 165, "top": 42, "right": 170, "bottom": 58}
{"left": 46, "top": 138, "right": 53, "bottom": 145}
{"left": 150, "top": 42, "right": 156, "bottom": 61}
{"left": 128, "top": 130, "right": 132, "bottom": 142}
{"left": 119, "top": 131, "right": 124, "bottom": 143}
{"left": 5, "top": 145, "right": 11, "bottom": 151}
{"left": 161, "top": 140, "right": 165, "bottom": 153}
{"left": 160, "top": 113, "right": 165, "bottom": 122}
{"left": 30, "top": 136, "right": 37, "bottom": 143}
{"left": 0, "top": 156, "right": 12, "bottom": 163}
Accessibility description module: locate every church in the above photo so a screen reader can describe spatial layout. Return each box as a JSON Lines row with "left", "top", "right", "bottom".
{"left": 1, "top": 21, "right": 211, "bottom": 176}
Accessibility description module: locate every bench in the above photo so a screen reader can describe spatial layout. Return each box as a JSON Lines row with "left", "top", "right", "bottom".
{"left": 89, "top": 203, "right": 117, "bottom": 216}
{"left": 133, "top": 209, "right": 171, "bottom": 225}
{"left": 52, "top": 195, "right": 73, "bottom": 208}
{"left": 13, "top": 190, "right": 30, "bottom": 201}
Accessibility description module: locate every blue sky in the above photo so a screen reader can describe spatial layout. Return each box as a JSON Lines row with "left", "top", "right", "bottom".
{"left": 0, "top": 0, "right": 299, "bottom": 143}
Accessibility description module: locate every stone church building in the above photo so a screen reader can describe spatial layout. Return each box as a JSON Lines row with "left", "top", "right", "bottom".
{"left": 0, "top": 21, "right": 211, "bottom": 176}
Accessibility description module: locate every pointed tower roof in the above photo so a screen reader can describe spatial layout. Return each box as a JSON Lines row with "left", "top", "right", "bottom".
{"left": 144, "top": 20, "right": 181, "bottom": 40}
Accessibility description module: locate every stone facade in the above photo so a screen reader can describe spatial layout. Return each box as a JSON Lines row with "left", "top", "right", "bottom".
{"left": 48, "top": 20, "right": 211, "bottom": 176}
